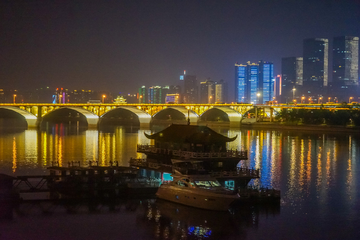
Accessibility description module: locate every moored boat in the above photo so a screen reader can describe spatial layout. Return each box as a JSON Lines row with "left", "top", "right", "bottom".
{"left": 156, "top": 173, "right": 240, "bottom": 211}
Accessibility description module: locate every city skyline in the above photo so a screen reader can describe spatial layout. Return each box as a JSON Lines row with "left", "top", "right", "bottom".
{"left": 1, "top": 0, "right": 360, "bottom": 101}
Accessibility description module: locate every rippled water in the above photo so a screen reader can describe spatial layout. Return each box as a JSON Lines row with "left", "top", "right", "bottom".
{"left": 1, "top": 124, "right": 359, "bottom": 239}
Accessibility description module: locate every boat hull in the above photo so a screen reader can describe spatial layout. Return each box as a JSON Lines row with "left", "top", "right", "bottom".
{"left": 156, "top": 185, "right": 239, "bottom": 211}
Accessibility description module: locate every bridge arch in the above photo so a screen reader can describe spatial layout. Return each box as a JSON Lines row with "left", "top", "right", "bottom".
{"left": 41, "top": 107, "right": 99, "bottom": 128}
{"left": 100, "top": 106, "right": 151, "bottom": 128}
{"left": 200, "top": 107, "right": 242, "bottom": 127}
{"left": 152, "top": 106, "right": 199, "bottom": 125}
{"left": 0, "top": 106, "right": 38, "bottom": 128}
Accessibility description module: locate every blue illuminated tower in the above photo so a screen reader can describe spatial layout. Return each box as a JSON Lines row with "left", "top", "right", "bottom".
{"left": 248, "top": 62, "right": 259, "bottom": 104}
{"left": 235, "top": 61, "right": 273, "bottom": 104}
{"left": 258, "top": 61, "right": 274, "bottom": 103}
{"left": 234, "top": 63, "right": 247, "bottom": 103}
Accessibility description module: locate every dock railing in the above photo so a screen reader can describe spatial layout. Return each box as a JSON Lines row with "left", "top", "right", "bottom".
{"left": 137, "top": 144, "right": 247, "bottom": 160}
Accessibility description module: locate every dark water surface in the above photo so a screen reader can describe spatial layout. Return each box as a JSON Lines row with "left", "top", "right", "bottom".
{"left": 0, "top": 124, "right": 359, "bottom": 240}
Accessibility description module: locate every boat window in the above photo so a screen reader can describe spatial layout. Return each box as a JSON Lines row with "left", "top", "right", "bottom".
{"left": 177, "top": 181, "right": 188, "bottom": 187}
{"left": 195, "top": 181, "right": 211, "bottom": 187}
{"left": 194, "top": 180, "right": 222, "bottom": 188}
{"left": 209, "top": 181, "right": 221, "bottom": 187}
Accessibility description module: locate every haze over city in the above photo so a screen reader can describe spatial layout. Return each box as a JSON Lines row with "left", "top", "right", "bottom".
{"left": 1, "top": 0, "right": 360, "bottom": 100}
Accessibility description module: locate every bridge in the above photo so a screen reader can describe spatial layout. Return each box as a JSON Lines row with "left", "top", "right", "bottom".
{"left": 0, "top": 103, "right": 358, "bottom": 129}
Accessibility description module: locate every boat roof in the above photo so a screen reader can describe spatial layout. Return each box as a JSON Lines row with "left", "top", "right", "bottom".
{"left": 144, "top": 124, "right": 237, "bottom": 143}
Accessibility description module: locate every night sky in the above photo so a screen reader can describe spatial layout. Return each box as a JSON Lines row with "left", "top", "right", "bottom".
{"left": 1, "top": 0, "right": 360, "bottom": 99}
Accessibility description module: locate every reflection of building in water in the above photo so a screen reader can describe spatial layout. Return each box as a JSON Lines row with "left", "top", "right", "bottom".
{"left": 270, "top": 131, "right": 282, "bottom": 189}
{"left": 306, "top": 139, "right": 312, "bottom": 187}
{"left": 289, "top": 138, "right": 297, "bottom": 192}
{"left": 137, "top": 200, "right": 280, "bottom": 240}
{"left": 346, "top": 136, "right": 357, "bottom": 216}
{"left": 226, "top": 129, "right": 243, "bottom": 151}
{"left": 12, "top": 137, "right": 17, "bottom": 173}
{"left": 85, "top": 130, "right": 98, "bottom": 163}
{"left": 97, "top": 127, "right": 148, "bottom": 166}
{"left": 24, "top": 130, "right": 37, "bottom": 164}
{"left": 299, "top": 139, "right": 305, "bottom": 186}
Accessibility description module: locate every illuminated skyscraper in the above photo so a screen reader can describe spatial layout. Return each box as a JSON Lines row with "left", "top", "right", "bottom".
{"left": 138, "top": 86, "right": 146, "bottom": 103}
{"left": 281, "top": 57, "right": 303, "bottom": 103}
{"left": 234, "top": 61, "right": 273, "bottom": 104}
{"left": 258, "top": 61, "right": 274, "bottom": 103}
{"left": 248, "top": 63, "right": 259, "bottom": 104}
{"left": 234, "top": 63, "right": 247, "bottom": 103}
{"left": 148, "top": 86, "right": 162, "bottom": 103}
{"left": 331, "top": 36, "right": 359, "bottom": 101}
{"left": 303, "top": 38, "right": 328, "bottom": 99}
{"left": 274, "top": 75, "right": 281, "bottom": 101}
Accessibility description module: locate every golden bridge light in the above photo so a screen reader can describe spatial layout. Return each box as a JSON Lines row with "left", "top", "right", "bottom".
{"left": 13, "top": 94, "right": 17, "bottom": 103}
{"left": 318, "top": 97, "right": 323, "bottom": 104}
{"left": 102, "top": 95, "right": 106, "bottom": 103}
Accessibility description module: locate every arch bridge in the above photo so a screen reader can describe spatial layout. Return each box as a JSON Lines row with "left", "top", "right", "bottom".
{"left": 0, "top": 103, "right": 357, "bottom": 129}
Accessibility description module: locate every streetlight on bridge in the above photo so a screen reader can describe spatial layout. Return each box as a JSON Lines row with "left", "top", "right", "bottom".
{"left": 301, "top": 96, "right": 305, "bottom": 104}
{"left": 328, "top": 97, "right": 331, "bottom": 103}
{"left": 256, "top": 92, "right": 261, "bottom": 104}
{"left": 292, "top": 87, "right": 296, "bottom": 100}
{"left": 349, "top": 97, "right": 353, "bottom": 103}
{"left": 13, "top": 94, "right": 17, "bottom": 103}
{"left": 318, "top": 97, "right": 323, "bottom": 104}
{"left": 102, "top": 95, "right": 106, "bottom": 103}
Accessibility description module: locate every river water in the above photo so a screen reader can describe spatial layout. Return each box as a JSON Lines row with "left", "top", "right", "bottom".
{"left": 0, "top": 124, "right": 359, "bottom": 240}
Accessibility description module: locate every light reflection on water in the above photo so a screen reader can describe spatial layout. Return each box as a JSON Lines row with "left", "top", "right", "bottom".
{"left": 0, "top": 125, "right": 360, "bottom": 239}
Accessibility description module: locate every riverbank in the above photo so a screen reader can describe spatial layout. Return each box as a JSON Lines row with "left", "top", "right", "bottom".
{"left": 240, "top": 121, "right": 360, "bottom": 133}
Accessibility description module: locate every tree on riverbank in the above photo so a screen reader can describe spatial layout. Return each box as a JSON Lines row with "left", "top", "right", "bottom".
{"left": 275, "top": 109, "right": 360, "bottom": 126}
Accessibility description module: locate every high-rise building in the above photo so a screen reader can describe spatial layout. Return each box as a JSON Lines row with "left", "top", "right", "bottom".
{"left": 148, "top": 86, "right": 162, "bottom": 103}
{"left": 331, "top": 36, "right": 359, "bottom": 102}
{"left": 281, "top": 57, "right": 303, "bottom": 103}
{"left": 138, "top": 86, "right": 146, "bottom": 103}
{"left": 248, "top": 62, "right": 259, "bottom": 104}
{"left": 303, "top": 38, "right": 329, "bottom": 100}
{"left": 274, "top": 75, "right": 281, "bottom": 102}
{"left": 180, "top": 71, "right": 198, "bottom": 103}
{"left": 258, "top": 61, "right": 274, "bottom": 103}
{"left": 234, "top": 63, "right": 247, "bottom": 103}
{"left": 234, "top": 61, "right": 273, "bottom": 104}
{"left": 215, "top": 79, "right": 227, "bottom": 103}
{"left": 200, "top": 79, "right": 215, "bottom": 103}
